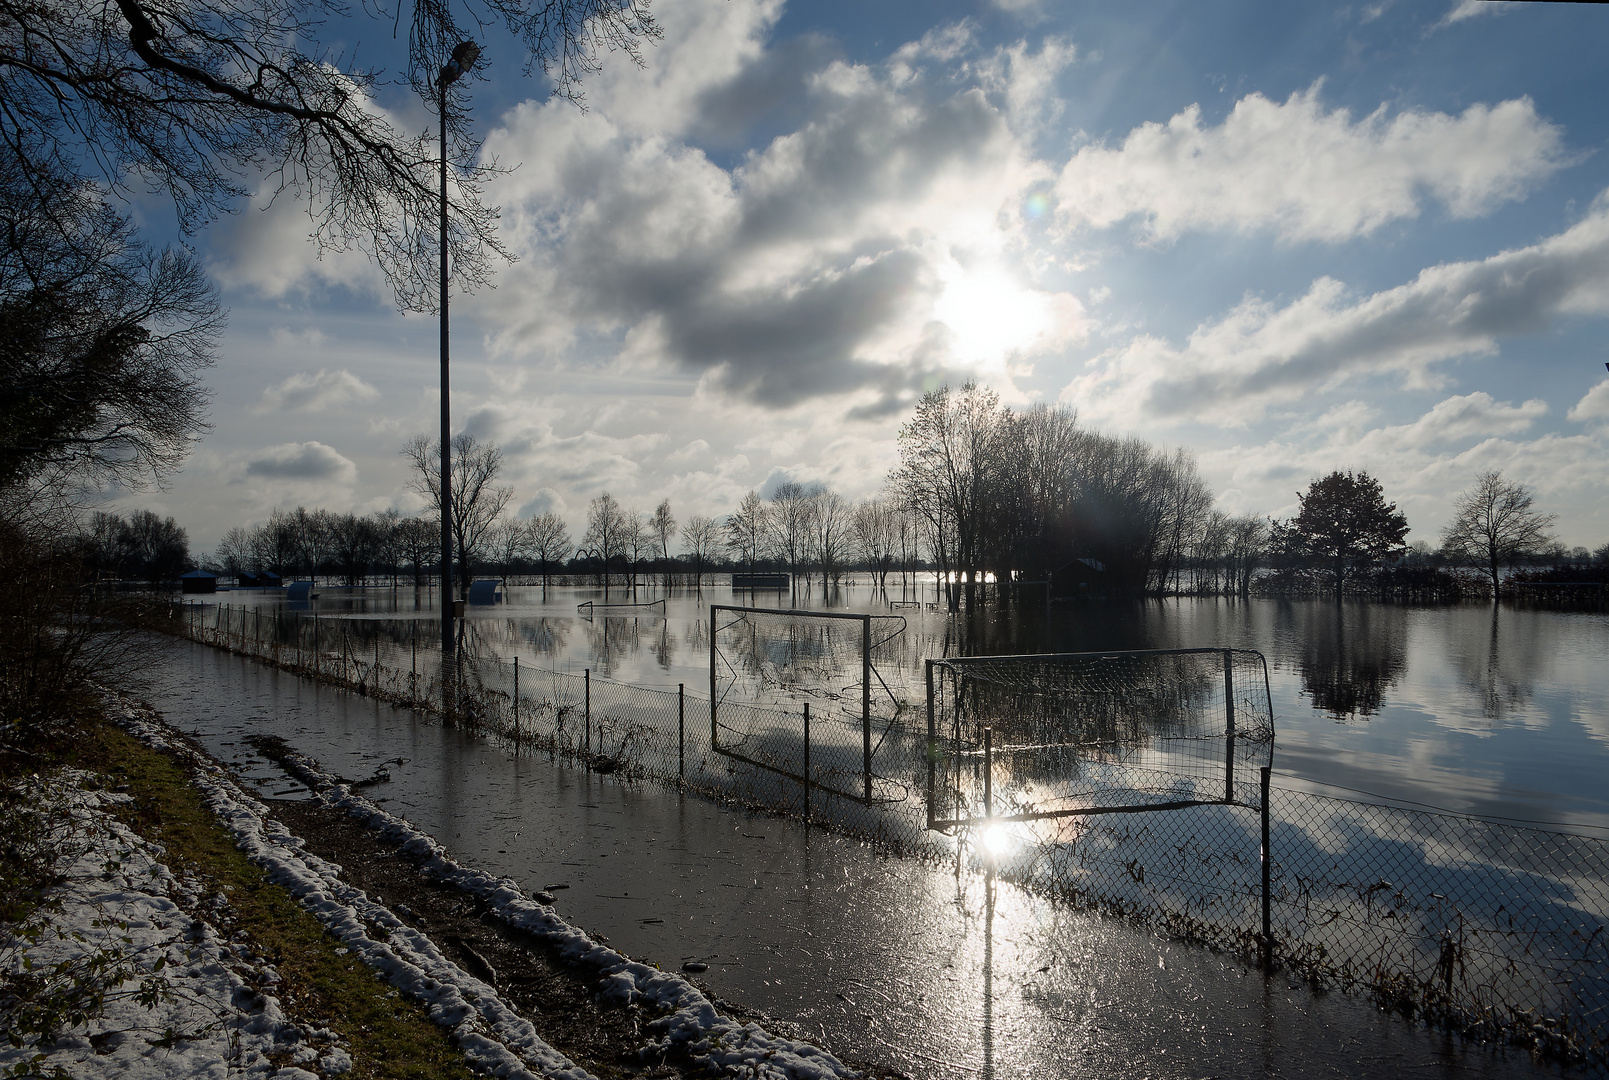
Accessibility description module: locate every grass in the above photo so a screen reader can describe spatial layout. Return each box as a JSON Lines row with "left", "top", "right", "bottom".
{"left": 12, "top": 701, "right": 478, "bottom": 1080}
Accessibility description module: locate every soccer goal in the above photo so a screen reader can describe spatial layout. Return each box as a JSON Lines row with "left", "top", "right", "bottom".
{"left": 577, "top": 598, "right": 666, "bottom": 619}
{"left": 925, "top": 648, "right": 1274, "bottom": 830}
{"left": 708, "top": 604, "right": 909, "bottom": 804}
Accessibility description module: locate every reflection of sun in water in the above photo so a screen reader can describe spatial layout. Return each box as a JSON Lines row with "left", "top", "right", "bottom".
{"left": 932, "top": 264, "right": 1054, "bottom": 369}
{"left": 979, "top": 821, "right": 1019, "bottom": 859}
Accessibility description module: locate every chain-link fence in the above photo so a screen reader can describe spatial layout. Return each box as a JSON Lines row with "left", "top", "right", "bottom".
{"left": 165, "top": 601, "right": 1609, "bottom": 1069}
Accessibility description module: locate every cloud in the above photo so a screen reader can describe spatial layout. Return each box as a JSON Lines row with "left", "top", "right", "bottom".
{"left": 1372, "top": 392, "right": 1545, "bottom": 447}
{"left": 1062, "top": 195, "right": 1609, "bottom": 426}
{"left": 1437, "top": 0, "right": 1515, "bottom": 29}
{"left": 243, "top": 442, "right": 358, "bottom": 482}
{"left": 1055, "top": 83, "right": 1566, "bottom": 243}
{"left": 476, "top": 8, "right": 1085, "bottom": 411}
{"left": 1568, "top": 378, "right": 1609, "bottom": 422}
{"left": 254, "top": 369, "right": 380, "bottom": 413}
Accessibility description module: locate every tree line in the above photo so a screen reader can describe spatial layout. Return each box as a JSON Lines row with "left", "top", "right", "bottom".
{"left": 170, "top": 394, "right": 1595, "bottom": 606}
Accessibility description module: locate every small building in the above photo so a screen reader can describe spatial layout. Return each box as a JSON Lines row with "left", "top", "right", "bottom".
{"left": 467, "top": 579, "right": 502, "bottom": 605}
{"left": 1050, "top": 557, "right": 1108, "bottom": 598}
{"left": 287, "top": 581, "right": 315, "bottom": 604}
{"left": 180, "top": 569, "right": 219, "bottom": 594}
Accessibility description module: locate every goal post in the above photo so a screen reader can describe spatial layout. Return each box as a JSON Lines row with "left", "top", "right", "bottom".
{"left": 925, "top": 648, "right": 1274, "bottom": 831}
{"left": 708, "top": 604, "right": 907, "bottom": 804}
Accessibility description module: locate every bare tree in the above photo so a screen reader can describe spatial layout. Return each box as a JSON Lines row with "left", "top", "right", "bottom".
{"left": 852, "top": 498, "right": 898, "bottom": 591}
{"left": 768, "top": 482, "right": 814, "bottom": 592}
{"left": 892, "top": 383, "right": 1007, "bottom": 610}
{"left": 582, "top": 492, "right": 630, "bottom": 595}
{"left": 1441, "top": 470, "right": 1557, "bottom": 595}
{"left": 680, "top": 513, "right": 718, "bottom": 588}
{"left": 396, "top": 515, "right": 438, "bottom": 588}
{"left": 807, "top": 488, "right": 851, "bottom": 592}
{"left": 624, "top": 507, "right": 650, "bottom": 594}
{"left": 402, "top": 434, "right": 513, "bottom": 594}
{"left": 488, "top": 518, "right": 525, "bottom": 587}
{"left": 1, "top": 0, "right": 659, "bottom": 311}
{"left": 213, "top": 526, "right": 251, "bottom": 578}
{"left": 1, "top": 164, "right": 219, "bottom": 489}
{"left": 523, "top": 511, "right": 571, "bottom": 589}
{"left": 723, "top": 490, "right": 770, "bottom": 574}
{"left": 649, "top": 498, "right": 676, "bottom": 589}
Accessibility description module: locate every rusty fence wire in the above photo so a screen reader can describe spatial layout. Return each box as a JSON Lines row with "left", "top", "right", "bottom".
{"left": 163, "top": 601, "right": 1609, "bottom": 1070}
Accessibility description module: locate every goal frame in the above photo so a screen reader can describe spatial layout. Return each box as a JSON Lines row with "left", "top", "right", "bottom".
{"left": 709, "top": 604, "right": 876, "bottom": 803}
{"left": 924, "top": 647, "right": 1273, "bottom": 832}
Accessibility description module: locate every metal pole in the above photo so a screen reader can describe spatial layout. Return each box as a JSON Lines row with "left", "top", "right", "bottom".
{"left": 709, "top": 613, "right": 718, "bottom": 746}
{"left": 1224, "top": 649, "right": 1237, "bottom": 804}
{"left": 803, "top": 701, "right": 812, "bottom": 826}
{"left": 1260, "top": 764, "right": 1273, "bottom": 971}
{"left": 983, "top": 725, "right": 993, "bottom": 820}
{"left": 862, "top": 614, "right": 872, "bottom": 803}
{"left": 678, "top": 683, "right": 685, "bottom": 780}
{"left": 438, "top": 75, "right": 456, "bottom": 659}
{"left": 513, "top": 655, "right": 519, "bottom": 743}
{"left": 584, "top": 668, "right": 591, "bottom": 752}
{"left": 925, "top": 659, "right": 936, "bottom": 830}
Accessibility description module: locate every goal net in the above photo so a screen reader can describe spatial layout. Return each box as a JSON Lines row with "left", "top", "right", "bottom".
{"left": 708, "top": 605, "right": 912, "bottom": 803}
{"left": 926, "top": 648, "right": 1274, "bottom": 829}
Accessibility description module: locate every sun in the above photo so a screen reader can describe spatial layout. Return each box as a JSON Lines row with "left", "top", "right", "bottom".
{"left": 932, "top": 263, "right": 1054, "bottom": 369}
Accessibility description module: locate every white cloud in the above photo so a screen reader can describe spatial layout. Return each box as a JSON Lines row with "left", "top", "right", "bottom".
{"left": 1438, "top": 0, "right": 1516, "bottom": 29}
{"left": 1373, "top": 392, "right": 1546, "bottom": 447}
{"left": 475, "top": 7, "right": 1085, "bottom": 413}
{"left": 1568, "top": 378, "right": 1609, "bottom": 422}
{"left": 254, "top": 369, "right": 380, "bottom": 413}
{"left": 1055, "top": 83, "right": 1566, "bottom": 243}
{"left": 1062, "top": 195, "right": 1609, "bottom": 426}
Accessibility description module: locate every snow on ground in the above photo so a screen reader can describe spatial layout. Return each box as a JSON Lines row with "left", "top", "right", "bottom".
{"left": 113, "top": 700, "right": 600, "bottom": 1080}
{"left": 254, "top": 719, "right": 861, "bottom": 1080}
{"left": 0, "top": 770, "right": 338, "bottom": 1080}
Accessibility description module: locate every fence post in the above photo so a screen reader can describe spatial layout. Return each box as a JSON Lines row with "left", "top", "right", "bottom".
{"left": 313, "top": 614, "right": 320, "bottom": 676}
{"left": 411, "top": 621, "right": 417, "bottom": 704}
{"left": 709, "top": 614, "right": 718, "bottom": 746}
{"left": 513, "top": 656, "right": 520, "bottom": 744}
{"left": 584, "top": 668, "right": 591, "bottom": 753}
{"left": 862, "top": 614, "right": 872, "bottom": 803}
{"left": 1260, "top": 764, "right": 1273, "bottom": 971}
{"left": 678, "top": 683, "right": 685, "bottom": 780}
{"left": 1224, "top": 649, "right": 1237, "bottom": 804}
{"left": 925, "top": 659, "right": 936, "bottom": 830}
{"left": 983, "top": 725, "right": 993, "bottom": 822}
{"left": 803, "top": 701, "right": 812, "bottom": 826}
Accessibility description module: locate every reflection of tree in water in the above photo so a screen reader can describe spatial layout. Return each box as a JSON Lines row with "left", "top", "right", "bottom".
{"left": 652, "top": 621, "right": 676, "bottom": 670}
{"left": 583, "top": 616, "right": 646, "bottom": 679}
{"left": 1290, "top": 602, "right": 1408, "bottom": 719}
{"left": 1447, "top": 605, "right": 1549, "bottom": 721}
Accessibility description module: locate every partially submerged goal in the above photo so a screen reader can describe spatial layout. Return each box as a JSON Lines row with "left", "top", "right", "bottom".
{"left": 577, "top": 598, "right": 666, "bottom": 619}
{"left": 709, "top": 604, "right": 910, "bottom": 804}
{"left": 925, "top": 648, "right": 1274, "bottom": 830}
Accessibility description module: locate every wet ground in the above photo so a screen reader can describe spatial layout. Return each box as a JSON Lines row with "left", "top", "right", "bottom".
{"left": 137, "top": 636, "right": 1569, "bottom": 1079}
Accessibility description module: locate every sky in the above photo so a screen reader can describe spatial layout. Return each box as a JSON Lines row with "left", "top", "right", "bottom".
{"left": 117, "top": 0, "right": 1609, "bottom": 554}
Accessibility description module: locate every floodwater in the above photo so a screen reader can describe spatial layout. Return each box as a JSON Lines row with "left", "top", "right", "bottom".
{"left": 138, "top": 634, "right": 1570, "bottom": 1079}
{"left": 213, "top": 583, "right": 1609, "bottom": 830}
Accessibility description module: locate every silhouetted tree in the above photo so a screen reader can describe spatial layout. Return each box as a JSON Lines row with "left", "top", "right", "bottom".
{"left": 680, "top": 514, "right": 718, "bottom": 588}
{"left": 1440, "top": 469, "right": 1557, "bottom": 595}
{"left": 524, "top": 512, "right": 571, "bottom": 589}
{"left": 402, "top": 434, "right": 513, "bottom": 594}
{"left": 1278, "top": 471, "right": 1408, "bottom": 598}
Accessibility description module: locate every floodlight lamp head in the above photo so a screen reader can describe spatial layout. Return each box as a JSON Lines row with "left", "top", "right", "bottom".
{"left": 440, "top": 40, "right": 481, "bottom": 85}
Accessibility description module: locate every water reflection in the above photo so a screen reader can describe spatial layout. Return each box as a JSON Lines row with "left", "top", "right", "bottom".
{"left": 1285, "top": 602, "right": 1409, "bottom": 720}
{"left": 1444, "top": 605, "right": 1549, "bottom": 722}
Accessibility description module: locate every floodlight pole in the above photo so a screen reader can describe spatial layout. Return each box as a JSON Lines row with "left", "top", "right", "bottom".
{"left": 438, "top": 41, "right": 480, "bottom": 658}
